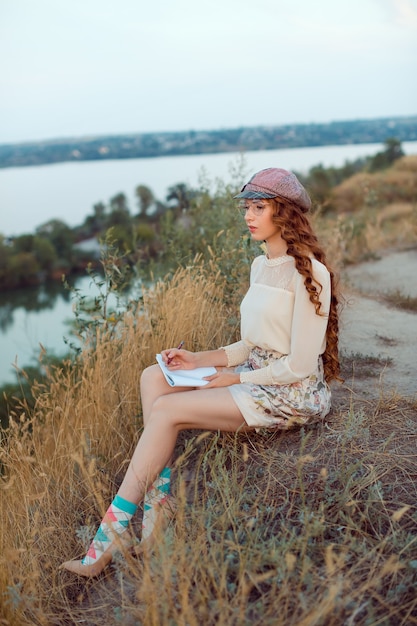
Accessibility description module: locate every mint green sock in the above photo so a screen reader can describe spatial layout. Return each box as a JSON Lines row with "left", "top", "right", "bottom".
{"left": 82, "top": 494, "right": 137, "bottom": 565}
{"left": 141, "top": 467, "right": 171, "bottom": 542}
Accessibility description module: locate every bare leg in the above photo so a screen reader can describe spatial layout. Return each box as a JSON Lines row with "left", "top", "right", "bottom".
{"left": 140, "top": 364, "right": 188, "bottom": 428}
{"left": 140, "top": 364, "right": 190, "bottom": 481}
{"left": 117, "top": 386, "right": 249, "bottom": 504}
{"left": 61, "top": 373, "right": 249, "bottom": 576}
{"left": 138, "top": 365, "right": 184, "bottom": 544}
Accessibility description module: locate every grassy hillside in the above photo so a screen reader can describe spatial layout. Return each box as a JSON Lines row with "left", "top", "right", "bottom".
{"left": 1, "top": 160, "right": 416, "bottom": 625}
{"left": 319, "top": 155, "right": 417, "bottom": 264}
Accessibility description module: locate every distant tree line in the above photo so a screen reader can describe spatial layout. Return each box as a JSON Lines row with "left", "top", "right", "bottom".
{"left": 0, "top": 117, "right": 415, "bottom": 168}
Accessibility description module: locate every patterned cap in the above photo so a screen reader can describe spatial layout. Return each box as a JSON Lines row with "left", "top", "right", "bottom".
{"left": 234, "top": 167, "right": 311, "bottom": 212}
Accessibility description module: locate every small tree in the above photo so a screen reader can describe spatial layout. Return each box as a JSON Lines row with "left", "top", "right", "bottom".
{"left": 166, "top": 183, "right": 195, "bottom": 217}
{"left": 108, "top": 193, "right": 131, "bottom": 228}
{"left": 368, "top": 138, "right": 404, "bottom": 172}
{"left": 135, "top": 184, "right": 154, "bottom": 216}
{"left": 13, "top": 234, "right": 35, "bottom": 253}
{"left": 33, "top": 236, "right": 57, "bottom": 271}
{"left": 36, "top": 219, "right": 75, "bottom": 265}
{"left": 8, "top": 252, "right": 40, "bottom": 287}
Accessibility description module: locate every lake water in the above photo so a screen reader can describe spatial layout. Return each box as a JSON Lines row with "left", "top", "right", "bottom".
{"left": 1, "top": 141, "right": 417, "bottom": 386}
{"left": 3, "top": 141, "right": 417, "bottom": 237}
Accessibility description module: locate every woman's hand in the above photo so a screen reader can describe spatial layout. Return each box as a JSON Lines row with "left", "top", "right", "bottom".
{"left": 161, "top": 347, "right": 230, "bottom": 373}
{"left": 200, "top": 371, "right": 240, "bottom": 388}
{"left": 161, "top": 348, "right": 197, "bottom": 370}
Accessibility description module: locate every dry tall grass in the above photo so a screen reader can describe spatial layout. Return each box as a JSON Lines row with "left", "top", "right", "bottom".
{"left": 1, "top": 257, "right": 417, "bottom": 625}
{"left": 313, "top": 203, "right": 417, "bottom": 268}
{"left": 331, "top": 155, "right": 417, "bottom": 214}
{"left": 322, "top": 154, "right": 417, "bottom": 263}
{"left": 314, "top": 202, "right": 417, "bottom": 266}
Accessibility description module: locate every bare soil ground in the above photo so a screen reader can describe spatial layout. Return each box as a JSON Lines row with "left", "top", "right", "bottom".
{"left": 336, "top": 247, "right": 417, "bottom": 401}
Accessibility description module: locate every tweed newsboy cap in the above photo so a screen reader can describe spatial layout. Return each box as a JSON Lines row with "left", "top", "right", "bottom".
{"left": 234, "top": 167, "right": 311, "bottom": 212}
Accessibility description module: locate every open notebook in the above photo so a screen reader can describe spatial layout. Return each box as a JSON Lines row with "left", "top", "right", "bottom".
{"left": 156, "top": 353, "right": 217, "bottom": 387}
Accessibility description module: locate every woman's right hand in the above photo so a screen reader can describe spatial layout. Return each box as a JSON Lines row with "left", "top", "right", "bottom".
{"left": 161, "top": 348, "right": 196, "bottom": 370}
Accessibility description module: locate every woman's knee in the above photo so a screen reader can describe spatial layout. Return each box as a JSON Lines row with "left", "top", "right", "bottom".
{"left": 140, "top": 363, "right": 164, "bottom": 389}
{"left": 148, "top": 395, "right": 179, "bottom": 428}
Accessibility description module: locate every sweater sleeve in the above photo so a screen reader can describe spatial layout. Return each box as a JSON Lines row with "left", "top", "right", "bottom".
{"left": 221, "top": 340, "right": 251, "bottom": 367}
{"left": 239, "top": 260, "right": 331, "bottom": 385}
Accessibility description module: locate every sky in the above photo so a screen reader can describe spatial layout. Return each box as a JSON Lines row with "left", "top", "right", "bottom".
{"left": 1, "top": 0, "right": 417, "bottom": 144}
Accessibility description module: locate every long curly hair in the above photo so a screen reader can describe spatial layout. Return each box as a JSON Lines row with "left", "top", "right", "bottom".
{"left": 270, "top": 197, "right": 341, "bottom": 383}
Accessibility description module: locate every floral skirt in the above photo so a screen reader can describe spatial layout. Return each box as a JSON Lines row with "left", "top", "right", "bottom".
{"left": 228, "top": 347, "right": 331, "bottom": 430}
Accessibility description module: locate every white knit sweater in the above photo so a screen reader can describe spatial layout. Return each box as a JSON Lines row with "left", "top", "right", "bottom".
{"left": 222, "top": 254, "right": 330, "bottom": 385}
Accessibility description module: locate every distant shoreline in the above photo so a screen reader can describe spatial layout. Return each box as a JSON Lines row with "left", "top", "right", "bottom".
{"left": 1, "top": 115, "right": 416, "bottom": 169}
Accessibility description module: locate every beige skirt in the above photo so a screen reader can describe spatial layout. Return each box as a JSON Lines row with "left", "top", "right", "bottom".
{"left": 228, "top": 347, "right": 331, "bottom": 430}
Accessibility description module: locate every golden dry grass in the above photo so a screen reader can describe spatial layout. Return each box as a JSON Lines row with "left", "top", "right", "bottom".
{"left": 1, "top": 255, "right": 417, "bottom": 625}
{"left": 392, "top": 154, "right": 417, "bottom": 173}
{"left": 311, "top": 155, "right": 417, "bottom": 264}
{"left": 313, "top": 201, "right": 417, "bottom": 266}
{"left": 330, "top": 156, "right": 417, "bottom": 214}
{"left": 0, "top": 261, "right": 232, "bottom": 624}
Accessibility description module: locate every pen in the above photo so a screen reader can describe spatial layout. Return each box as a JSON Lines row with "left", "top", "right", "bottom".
{"left": 167, "top": 340, "right": 184, "bottom": 365}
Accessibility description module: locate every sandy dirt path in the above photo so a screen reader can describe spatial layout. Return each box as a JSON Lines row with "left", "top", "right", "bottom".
{"left": 338, "top": 248, "right": 417, "bottom": 399}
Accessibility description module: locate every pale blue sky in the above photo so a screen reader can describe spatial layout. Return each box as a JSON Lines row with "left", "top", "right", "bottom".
{"left": 1, "top": 0, "right": 416, "bottom": 143}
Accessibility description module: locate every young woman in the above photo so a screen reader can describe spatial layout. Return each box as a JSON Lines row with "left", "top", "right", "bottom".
{"left": 61, "top": 167, "right": 340, "bottom": 577}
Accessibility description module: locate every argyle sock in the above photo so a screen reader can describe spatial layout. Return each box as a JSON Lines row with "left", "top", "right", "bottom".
{"left": 82, "top": 494, "right": 137, "bottom": 565}
{"left": 141, "top": 467, "right": 171, "bottom": 542}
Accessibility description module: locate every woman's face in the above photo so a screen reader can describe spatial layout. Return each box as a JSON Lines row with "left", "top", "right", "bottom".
{"left": 241, "top": 199, "right": 281, "bottom": 244}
